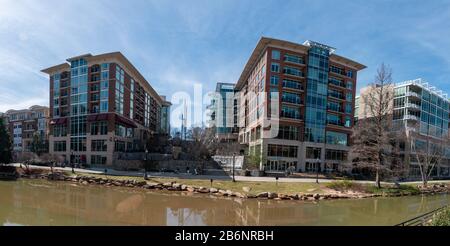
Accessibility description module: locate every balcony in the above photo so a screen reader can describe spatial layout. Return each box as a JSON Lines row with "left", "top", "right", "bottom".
{"left": 406, "top": 91, "right": 421, "bottom": 98}
{"left": 328, "top": 79, "right": 346, "bottom": 88}
{"left": 405, "top": 103, "right": 421, "bottom": 110}
{"left": 404, "top": 114, "right": 419, "bottom": 121}
{"left": 328, "top": 94, "right": 345, "bottom": 100}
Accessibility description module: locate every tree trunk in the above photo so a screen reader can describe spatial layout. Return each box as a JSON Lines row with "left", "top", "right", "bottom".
{"left": 375, "top": 167, "right": 381, "bottom": 188}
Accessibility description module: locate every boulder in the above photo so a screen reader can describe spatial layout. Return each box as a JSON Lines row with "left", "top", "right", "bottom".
{"left": 180, "top": 185, "right": 188, "bottom": 191}
{"left": 172, "top": 183, "right": 181, "bottom": 190}
{"left": 268, "top": 192, "right": 278, "bottom": 199}
{"left": 82, "top": 181, "right": 88, "bottom": 185}
{"left": 226, "top": 190, "right": 234, "bottom": 196}
{"left": 209, "top": 188, "right": 218, "bottom": 193}
{"left": 218, "top": 190, "right": 228, "bottom": 196}
{"left": 187, "top": 187, "right": 196, "bottom": 192}
{"left": 198, "top": 187, "right": 210, "bottom": 193}
{"left": 257, "top": 192, "right": 269, "bottom": 198}
{"left": 313, "top": 193, "right": 320, "bottom": 200}
{"left": 163, "top": 182, "right": 173, "bottom": 188}
{"left": 242, "top": 187, "right": 252, "bottom": 193}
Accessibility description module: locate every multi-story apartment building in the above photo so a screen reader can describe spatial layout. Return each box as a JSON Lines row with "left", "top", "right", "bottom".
{"left": 4, "top": 105, "right": 49, "bottom": 157}
{"left": 358, "top": 79, "right": 450, "bottom": 178}
{"left": 235, "top": 37, "right": 366, "bottom": 173}
{"left": 41, "top": 52, "right": 171, "bottom": 167}
{"left": 160, "top": 96, "right": 172, "bottom": 136}
{"left": 207, "top": 83, "right": 238, "bottom": 142}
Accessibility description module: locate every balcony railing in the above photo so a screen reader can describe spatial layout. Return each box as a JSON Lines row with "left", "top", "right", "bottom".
{"left": 404, "top": 115, "right": 419, "bottom": 121}
{"left": 406, "top": 91, "right": 421, "bottom": 98}
{"left": 405, "top": 103, "right": 421, "bottom": 110}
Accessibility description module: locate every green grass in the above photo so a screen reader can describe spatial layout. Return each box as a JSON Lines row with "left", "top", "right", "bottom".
{"left": 69, "top": 172, "right": 327, "bottom": 195}
{"left": 430, "top": 207, "right": 450, "bottom": 226}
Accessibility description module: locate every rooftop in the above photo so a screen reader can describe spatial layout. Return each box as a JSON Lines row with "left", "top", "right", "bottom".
{"left": 395, "top": 78, "right": 449, "bottom": 100}
{"left": 235, "top": 37, "right": 366, "bottom": 90}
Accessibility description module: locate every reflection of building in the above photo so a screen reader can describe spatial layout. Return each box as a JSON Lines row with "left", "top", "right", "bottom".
{"left": 207, "top": 82, "right": 238, "bottom": 142}
{"left": 235, "top": 37, "right": 366, "bottom": 173}
{"left": 357, "top": 79, "right": 450, "bottom": 178}
{"left": 41, "top": 52, "right": 171, "bottom": 166}
{"left": 4, "top": 105, "right": 49, "bottom": 156}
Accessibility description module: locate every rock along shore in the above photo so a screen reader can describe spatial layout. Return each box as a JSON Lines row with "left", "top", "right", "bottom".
{"left": 18, "top": 171, "right": 450, "bottom": 202}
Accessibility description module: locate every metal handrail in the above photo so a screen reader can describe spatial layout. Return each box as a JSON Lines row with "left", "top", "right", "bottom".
{"left": 395, "top": 205, "right": 449, "bottom": 226}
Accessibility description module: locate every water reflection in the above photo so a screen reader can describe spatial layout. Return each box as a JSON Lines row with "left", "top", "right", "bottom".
{"left": 0, "top": 180, "right": 449, "bottom": 226}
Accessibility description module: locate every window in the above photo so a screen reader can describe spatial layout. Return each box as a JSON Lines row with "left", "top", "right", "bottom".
{"left": 91, "top": 155, "right": 107, "bottom": 165}
{"left": 346, "top": 92, "right": 353, "bottom": 101}
{"left": 326, "top": 131, "right": 348, "bottom": 146}
{"left": 281, "top": 105, "right": 301, "bottom": 119}
{"left": 345, "top": 116, "right": 351, "bottom": 127}
{"left": 345, "top": 102, "right": 352, "bottom": 114}
{"left": 282, "top": 92, "right": 302, "bottom": 104}
{"left": 346, "top": 81, "right": 353, "bottom": 90}
{"left": 53, "top": 125, "right": 67, "bottom": 137}
{"left": 91, "top": 122, "right": 108, "bottom": 135}
{"left": 270, "top": 75, "right": 279, "bottom": 86}
{"left": 101, "top": 63, "right": 109, "bottom": 71}
{"left": 267, "top": 144, "right": 298, "bottom": 158}
{"left": 53, "top": 141, "right": 66, "bottom": 152}
{"left": 284, "top": 54, "right": 304, "bottom": 64}
{"left": 114, "top": 141, "right": 126, "bottom": 152}
{"left": 346, "top": 70, "right": 354, "bottom": 78}
{"left": 327, "top": 114, "right": 341, "bottom": 125}
{"left": 282, "top": 79, "right": 302, "bottom": 90}
{"left": 326, "top": 149, "right": 348, "bottom": 161}
{"left": 271, "top": 50, "right": 280, "bottom": 60}
{"left": 329, "top": 77, "right": 344, "bottom": 87}
{"left": 283, "top": 66, "right": 303, "bottom": 77}
{"left": 327, "top": 101, "right": 341, "bottom": 112}
{"left": 91, "top": 140, "right": 107, "bottom": 152}
{"left": 330, "top": 66, "right": 343, "bottom": 74}
{"left": 306, "top": 147, "right": 321, "bottom": 159}
{"left": 271, "top": 63, "right": 280, "bottom": 73}
{"left": 276, "top": 125, "right": 299, "bottom": 140}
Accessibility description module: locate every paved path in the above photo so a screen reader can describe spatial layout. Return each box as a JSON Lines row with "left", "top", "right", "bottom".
{"left": 10, "top": 163, "right": 450, "bottom": 185}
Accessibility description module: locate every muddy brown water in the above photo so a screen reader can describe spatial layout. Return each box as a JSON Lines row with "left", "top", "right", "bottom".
{"left": 1, "top": 179, "right": 449, "bottom": 226}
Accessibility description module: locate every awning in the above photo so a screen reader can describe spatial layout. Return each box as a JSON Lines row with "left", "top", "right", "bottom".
{"left": 50, "top": 118, "right": 68, "bottom": 125}
{"left": 87, "top": 113, "right": 109, "bottom": 122}
{"left": 115, "top": 115, "right": 137, "bottom": 128}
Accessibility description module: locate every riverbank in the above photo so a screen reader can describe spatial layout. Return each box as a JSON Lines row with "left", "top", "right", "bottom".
{"left": 14, "top": 166, "right": 450, "bottom": 201}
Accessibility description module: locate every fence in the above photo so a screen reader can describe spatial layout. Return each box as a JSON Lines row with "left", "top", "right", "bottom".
{"left": 395, "top": 205, "right": 449, "bottom": 226}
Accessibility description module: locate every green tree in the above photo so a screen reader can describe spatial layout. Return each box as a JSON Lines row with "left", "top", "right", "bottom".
{"left": 0, "top": 118, "right": 12, "bottom": 164}
{"left": 30, "top": 132, "right": 47, "bottom": 156}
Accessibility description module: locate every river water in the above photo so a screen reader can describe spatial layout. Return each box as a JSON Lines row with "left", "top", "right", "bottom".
{"left": 1, "top": 179, "right": 449, "bottom": 226}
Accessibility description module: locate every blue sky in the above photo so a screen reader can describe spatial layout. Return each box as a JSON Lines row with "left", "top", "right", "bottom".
{"left": 0, "top": 0, "right": 450, "bottom": 114}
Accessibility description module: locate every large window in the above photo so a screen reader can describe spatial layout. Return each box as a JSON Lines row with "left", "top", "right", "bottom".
{"left": 281, "top": 105, "right": 301, "bottom": 119}
{"left": 91, "top": 140, "right": 107, "bottom": 152}
{"left": 91, "top": 121, "right": 108, "bottom": 135}
{"left": 282, "top": 92, "right": 302, "bottom": 104}
{"left": 271, "top": 63, "right": 280, "bottom": 73}
{"left": 53, "top": 125, "right": 67, "bottom": 137}
{"left": 306, "top": 147, "right": 321, "bottom": 159}
{"left": 53, "top": 141, "right": 66, "bottom": 152}
{"left": 91, "top": 155, "right": 106, "bottom": 165}
{"left": 115, "top": 65, "right": 125, "bottom": 115}
{"left": 271, "top": 50, "right": 280, "bottom": 60}
{"left": 276, "top": 125, "right": 299, "bottom": 140}
{"left": 327, "top": 114, "right": 341, "bottom": 125}
{"left": 282, "top": 79, "right": 302, "bottom": 90}
{"left": 326, "top": 131, "right": 348, "bottom": 146}
{"left": 284, "top": 54, "right": 304, "bottom": 64}
{"left": 267, "top": 144, "right": 298, "bottom": 158}
{"left": 327, "top": 101, "right": 341, "bottom": 112}
{"left": 270, "top": 75, "right": 279, "bottom": 86}
{"left": 283, "top": 66, "right": 303, "bottom": 77}
{"left": 326, "top": 149, "right": 348, "bottom": 161}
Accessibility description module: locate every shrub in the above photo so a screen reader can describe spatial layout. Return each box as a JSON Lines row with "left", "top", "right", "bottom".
{"left": 326, "top": 180, "right": 359, "bottom": 191}
{"left": 430, "top": 208, "right": 450, "bottom": 226}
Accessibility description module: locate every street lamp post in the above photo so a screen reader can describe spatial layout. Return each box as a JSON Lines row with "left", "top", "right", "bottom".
{"left": 316, "top": 158, "right": 320, "bottom": 184}
{"left": 144, "top": 149, "right": 148, "bottom": 180}
{"left": 232, "top": 153, "right": 236, "bottom": 182}
{"left": 71, "top": 151, "right": 75, "bottom": 174}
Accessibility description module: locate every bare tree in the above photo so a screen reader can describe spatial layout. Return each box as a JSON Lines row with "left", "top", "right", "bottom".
{"left": 411, "top": 133, "right": 448, "bottom": 187}
{"left": 351, "top": 63, "right": 396, "bottom": 188}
